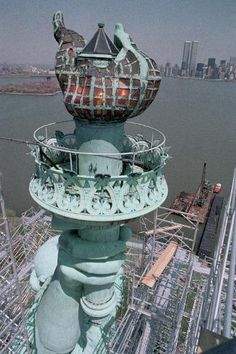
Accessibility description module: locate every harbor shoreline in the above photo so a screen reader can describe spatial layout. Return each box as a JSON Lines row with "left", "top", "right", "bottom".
{"left": 0, "top": 90, "right": 61, "bottom": 96}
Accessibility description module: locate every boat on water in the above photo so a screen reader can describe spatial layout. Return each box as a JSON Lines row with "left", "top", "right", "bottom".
{"left": 172, "top": 162, "right": 221, "bottom": 224}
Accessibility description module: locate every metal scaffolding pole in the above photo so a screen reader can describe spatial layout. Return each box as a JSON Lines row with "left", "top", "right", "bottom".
{"left": 206, "top": 168, "right": 236, "bottom": 333}
{"left": 211, "top": 216, "right": 233, "bottom": 332}
{"left": 223, "top": 169, "right": 236, "bottom": 337}
{"left": 213, "top": 168, "right": 236, "bottom": 270}
{"left": 150, "top": 208, "right": 158, "bottom": 270}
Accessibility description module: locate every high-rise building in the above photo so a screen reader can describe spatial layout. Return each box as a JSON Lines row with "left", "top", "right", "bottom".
{"left": 207, "top": 58, "right": 216, "bottom": 79}
{"left": 189, "top": 41, "right": 198, "bottom": 76}
{"left": 196, "top": 62, "right": 204, "bottom": 78}
{"left": 208, "top": 58, "right": 216, "bottom": 68}
{"left": 181, "top": 41, "right": 191, "bottom": 76}
{"left": 220, "top": 59, "right": 226, "bottom": 68}
{"left": 181, "top": 41, "right": 199, "bottom": 77}
{"left": 172, "top": 63, "right": 180, "bottom": 76}
{"left": 219, "top": 60, "right": 226, "bottom": 80}
{"left": 164, "top": 62, "right": 172, "bottom": 76}
{"left": 230, "top": 56, "right": 236, "bottom": 65}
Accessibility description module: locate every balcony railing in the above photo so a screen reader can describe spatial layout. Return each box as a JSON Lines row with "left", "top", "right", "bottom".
{"left": 29, "top": 121, "right": 168, "bottom": 221}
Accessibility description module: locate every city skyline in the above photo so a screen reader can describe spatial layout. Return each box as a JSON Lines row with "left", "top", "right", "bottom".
{"left": 1, "top": 49, "right": 235, "bottom": 70}
{"left": 162, "top": 48, "right": 236, "bottom": 80}
{"left": 1, "top": 40, "right": 235, "bottom": 80}
{"left": 0, "top": 0, "right": 236, "bottom": 66}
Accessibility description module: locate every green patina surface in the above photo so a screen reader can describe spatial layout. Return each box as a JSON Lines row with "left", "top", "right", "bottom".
{"left": 53, "top": 11, "right": 161, "bottom": 121}
{"left": 27, "top": 10, "right": 168, "bottom": 354}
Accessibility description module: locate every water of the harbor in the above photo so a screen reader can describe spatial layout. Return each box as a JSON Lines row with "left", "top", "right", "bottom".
{"left": 0, "top": 76, "right": 236, "bottom": 215}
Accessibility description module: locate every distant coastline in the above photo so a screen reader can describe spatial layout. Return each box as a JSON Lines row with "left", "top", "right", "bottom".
{"left": 0, "top": 79, "right": 60, "bottom": 96}
{"left": 0, "top": 73, "right": 55, "bottom": 78}
{"left": 164, "top": 76, "right": 236, "bottom": 83}
{"left": 0, "top": 90, "right": 61, "bottom": 96}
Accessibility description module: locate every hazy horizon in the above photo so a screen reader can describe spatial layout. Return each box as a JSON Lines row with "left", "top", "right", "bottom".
{"left": 0, "top": 0, "right": 236, "bottom": 67}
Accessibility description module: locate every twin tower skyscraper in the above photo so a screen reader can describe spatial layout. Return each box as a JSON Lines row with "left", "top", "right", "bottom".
{"left": 181, "top": 41, "right": 199, "bottom": 77}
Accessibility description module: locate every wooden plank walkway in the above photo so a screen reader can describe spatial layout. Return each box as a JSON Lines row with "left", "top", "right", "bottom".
{"left": 142, "top": 241, "right": 178, "bottom": 288}
{"left": 145, "top": 224, "right": 183, "bottom": 237}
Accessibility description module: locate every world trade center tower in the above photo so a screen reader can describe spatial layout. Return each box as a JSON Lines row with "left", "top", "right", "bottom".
{"left": 181, "top": 41, "right": 199, "bottom": 77}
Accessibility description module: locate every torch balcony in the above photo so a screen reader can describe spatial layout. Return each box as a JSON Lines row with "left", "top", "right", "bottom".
{"left": 29, "top": 121, "right": 168, "bottom": 222}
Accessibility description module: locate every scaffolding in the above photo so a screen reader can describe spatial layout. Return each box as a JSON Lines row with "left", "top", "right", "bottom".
{"left": 0, "top": 177, "right": 56, "bottom": 353}
{"left": 0, "top": 202, "right": 213, "bottom": 354}
{"left": 0, "top": 169, "right": 236, "bottom": 353}
{"left": 109, "top": 208, "right": 210, "bottom": 354}
{"left": 202, "top": 168, "right": 236, "bottom": 338}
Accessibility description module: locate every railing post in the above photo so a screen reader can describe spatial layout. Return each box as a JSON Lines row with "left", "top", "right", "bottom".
{"left": 150, "top": 208, "right": 158, "bottom": 269}
{"left": 69, "top": 153, "right": 73, "bottom": 171}
{"left": 132, "top": 152, "right": 136, "bottom": 169}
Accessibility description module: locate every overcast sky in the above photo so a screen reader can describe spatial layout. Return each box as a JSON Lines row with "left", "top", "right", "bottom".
{"left": 0, "top": 0, "right": 236, "bottom": 66}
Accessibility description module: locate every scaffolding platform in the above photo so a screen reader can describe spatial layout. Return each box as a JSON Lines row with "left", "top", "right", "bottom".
{"left": 142, "top": 240, "right": 178, "bottom": 288}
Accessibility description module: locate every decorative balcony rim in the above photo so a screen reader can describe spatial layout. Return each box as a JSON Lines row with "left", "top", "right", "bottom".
{"left": 33, "top": 121, "right": 166, "bottom": 157}
{"left": 29, "top": 171, "right": 168, "bottom": 222}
